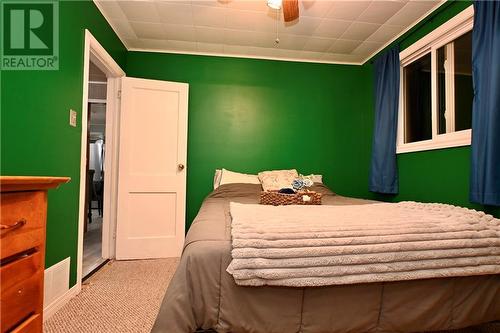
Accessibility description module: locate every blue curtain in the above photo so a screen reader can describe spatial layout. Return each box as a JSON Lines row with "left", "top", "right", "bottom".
{"left": 369, "top": 46, "right": 400, "bottom": 194}
{"left": 470, "top": 1, "right": 500, "bottom": 206}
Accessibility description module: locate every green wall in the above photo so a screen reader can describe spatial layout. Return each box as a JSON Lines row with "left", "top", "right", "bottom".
{"left": 370, "top": 1, "right": 500, "bottom": 218}
{"left": 0, "top": 1, "right": 127, "bottom": 286}
{"left": 126, "top": 53, "right": 374, "bottom": 227}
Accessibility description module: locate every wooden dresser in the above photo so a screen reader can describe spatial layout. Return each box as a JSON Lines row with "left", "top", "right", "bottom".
{"left": 0, "top": 177, "right": 69, "bottom": 333}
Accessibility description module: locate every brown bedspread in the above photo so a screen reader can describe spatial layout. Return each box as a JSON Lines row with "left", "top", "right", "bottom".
{"left": 152, "top": 183, "right": 500, "bottom": 333}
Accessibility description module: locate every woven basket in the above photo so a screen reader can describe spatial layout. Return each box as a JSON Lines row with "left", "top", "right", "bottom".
{"left": 260, "top": 190, "right": 322, "bottom": 206}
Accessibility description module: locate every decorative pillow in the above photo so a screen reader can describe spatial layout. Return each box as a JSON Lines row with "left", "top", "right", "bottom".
{"left": 304, "top": 174, "right": 323, "bottom": 183}
{"left": 258, "top": 169, "right": 299, "bottom": 191}
{"left": 218, "top": 168, "right": 261, "bottom": 187}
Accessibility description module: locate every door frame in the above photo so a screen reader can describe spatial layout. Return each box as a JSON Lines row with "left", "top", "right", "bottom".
{"left": 76, "top": 30, "right": 125, "bottom": 289}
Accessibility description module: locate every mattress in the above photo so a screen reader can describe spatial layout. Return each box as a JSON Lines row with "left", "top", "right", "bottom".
{"left": 152, "top": 183, "right": 500, "bottom": 333}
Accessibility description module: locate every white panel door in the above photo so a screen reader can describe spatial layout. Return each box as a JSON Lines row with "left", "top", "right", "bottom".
{"left": 115, "top": 77, "right": 188, "bottom": 259}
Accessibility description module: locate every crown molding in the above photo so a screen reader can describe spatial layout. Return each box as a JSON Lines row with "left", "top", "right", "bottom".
{"left": 127, "top": 47, "right": 362, "bottom": 65}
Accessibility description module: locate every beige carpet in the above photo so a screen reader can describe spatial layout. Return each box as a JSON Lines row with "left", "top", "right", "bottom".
{"left": 44, "top": 258, "right": 499, "bottom": 333}
{"left": 44, "top": 258, "right": 179, "bottom": 333}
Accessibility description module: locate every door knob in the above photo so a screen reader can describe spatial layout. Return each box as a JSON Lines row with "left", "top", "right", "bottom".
{"left": 178, "top": 163, "right": 185, "bottom": 171}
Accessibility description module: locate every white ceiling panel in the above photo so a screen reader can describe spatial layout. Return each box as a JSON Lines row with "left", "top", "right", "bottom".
{"left": 366, "top": 24, "right": 405, "bottom": 43}
{"left": 226, "top": 0, "right": 269, "bottom": 12}
{"left": 224, "top": 44, "right": 250, "bottom": 55}
{"left": 95, "top": 0, "right": 445, "bottom": 65}
{"left": 357, "top": 1, "right": 406, "bottom": 24}
{"left": 129, "top": 22, "right": 165, "bottom": 39}
{"left": 246, "top": 45, "right": 281, "bottom": 57}
{"left": 277, "top": 34, "right": 310, "bottom": 50}
{"left": 326, "top": 1, "right": 371, "bottom": 21}
{"left": 224, "top": 29, "right": 257, "bottom": 46}
{"left": 168, "top": 40, "right": 197, "bottom": 51}
{"left": 192, "top": 5, "right": 226, "bottom": 28}
{"left": 322, "top": 52, "right": 362, "bottom": 63}
{"left": 314, "top": 19, "right": 352, "bottom": 39}
{"left": 97, "top": 1, "right": 127, "bottom": 20}
{"left": 329, "top": 39, "right": 362, "bottom": 54}
{"left": 226, "top": 9, "right": 262, "bottom": 31}
{"left": 156, "top": 2, "right": 193, "bottom": 25}
{"left": 197, "top": 41, "right": 224, "bottom": 53}
{"left": 132, "top": 38, "right": 172, "bottom": 50}
{"left": 303, "top": 37, "right": 336, "bottom": 53}
{"left": 123, "top": 38, "right": 140, "bottom": 49}
{"left": 300, "top": 1, "right": 335, "bottom": 18}
{"left": 341, "top": 21, "right": 382, "bottom": 41}
{"left": 386, "top": 1, "right": 438, "bottom": 26}
{"left": 352, "top": 41, "right": 384, "bottom": 55}
{"left": 195, "top": 26, "right": 226, "bottom": 44}
{"left": 253, "top": 31, "right": 279, "bottom": 48}
{"left": 300, "top": 50, "right": 325, "bottom": 60}
{"left": 251, "top": 11, "right": 282, "bottom": 32}
{"left": 191, "top": 0, "right": 224, "bottom": 8}
{"left": 119, "top": 1, "right": 161, "bottom": 23}
{"left": 279, "top": 16, "right": 322, "bottom": 35}
{"left": 164, "top": 24, "right": 196, "bottom": 41}
{"left": 111, "top": 19, "right": 137, "bottom": 39}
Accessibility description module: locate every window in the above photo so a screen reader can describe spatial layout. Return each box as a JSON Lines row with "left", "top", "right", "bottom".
{"left": 404, "top": 53, "right": 432, "bottom": 143}
{"left": 397, "top": 7, "right": 473, "bottom": 153}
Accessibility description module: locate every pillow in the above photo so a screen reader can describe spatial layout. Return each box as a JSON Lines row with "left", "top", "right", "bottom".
{"left": 258, "top": 169, "right": 299, "bottom": 191}
{"left": 213, "top": 169, "right": 223, "bottom": 189}
{"left": 304, "top": 174, "right": 323, "bottom": 183}
{"left": 218, "top": 168, "right": 261, "bottom": 187}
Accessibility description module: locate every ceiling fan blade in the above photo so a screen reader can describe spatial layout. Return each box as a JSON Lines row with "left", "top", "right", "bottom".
{"left": 282, "top": 0, "right": 299, "bottom": 22}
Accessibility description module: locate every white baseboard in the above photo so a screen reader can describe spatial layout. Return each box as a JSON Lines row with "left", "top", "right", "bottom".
{"left": 43, "top": 284, "right": 81, "bottom": 321}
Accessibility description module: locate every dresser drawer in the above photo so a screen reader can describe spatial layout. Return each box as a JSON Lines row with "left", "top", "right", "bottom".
{"left": 1, "top": 251, "right": 42, "bottom": 293}
{"left": 10, "top": 314, "right": 42, "bottom": 333}
{"left": 0, "top": 255, "right": 43, "bottom": 333}
{"left": 1, "top": 191, "right": 46, "bottom": 260}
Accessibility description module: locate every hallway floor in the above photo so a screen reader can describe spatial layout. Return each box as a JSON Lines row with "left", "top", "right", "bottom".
{"left": 82, "top": 209, "right": 106, "bottom": 278}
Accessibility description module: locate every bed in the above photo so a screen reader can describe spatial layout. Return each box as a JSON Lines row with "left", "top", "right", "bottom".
{"left": 152, "top": 183, "right": 500, "bottom": 333}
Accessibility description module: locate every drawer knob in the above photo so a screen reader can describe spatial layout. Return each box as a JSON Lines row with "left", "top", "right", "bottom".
{"left": 17, "top": 289, "right": 22, "bottom": 294}
{"left": 0, "top": 218, "right": 26, "bottom": 234}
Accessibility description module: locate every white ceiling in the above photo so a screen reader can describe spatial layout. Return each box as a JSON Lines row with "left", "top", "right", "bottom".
{"left": 94, "top": 0, "right": 444, "bottom": 64}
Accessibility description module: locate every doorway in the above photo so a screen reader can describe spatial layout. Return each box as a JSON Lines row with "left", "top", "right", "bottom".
{"left": 77, "top": 30, "right": 186, "bottom": 287}
{"left": 77, "top": 30, "right": 125, "bottom": 289}
{"left": 83, "top": 62, "right": 107, "bottom": 278}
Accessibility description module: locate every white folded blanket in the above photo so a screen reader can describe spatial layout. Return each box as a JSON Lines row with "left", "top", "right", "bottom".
{"left": 226, "top": 202, "right": 500, "bottom": 287}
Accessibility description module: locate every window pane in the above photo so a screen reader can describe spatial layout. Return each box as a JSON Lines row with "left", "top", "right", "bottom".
{"left": 437, "top": 47, "right": 447, "bottom": 134}
{"left": 404, "top": 53, "right": 432, "bottom": 143}
{"left": 436, "top": 31, "right": 473, "bottom": 134}
{"left": 454, "top": 31, "right": 473, "bottom": 131}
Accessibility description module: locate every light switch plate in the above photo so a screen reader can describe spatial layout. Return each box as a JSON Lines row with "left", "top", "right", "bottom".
{"left": 69, "top": 109, "right": 77, "bottom": 127}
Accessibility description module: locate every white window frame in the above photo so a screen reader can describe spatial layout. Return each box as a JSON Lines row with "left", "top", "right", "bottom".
{"left": 397, "top": 5, "right": 474, "bottom": 154}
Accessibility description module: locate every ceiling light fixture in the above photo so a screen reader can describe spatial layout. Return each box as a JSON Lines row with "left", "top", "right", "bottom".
{"left": 267, "top": 0, "right": 282, "bottom": 10}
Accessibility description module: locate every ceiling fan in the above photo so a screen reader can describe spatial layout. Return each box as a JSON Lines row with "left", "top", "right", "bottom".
{"left": 267, "top": 0, "right": 299, "bottom": 22}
